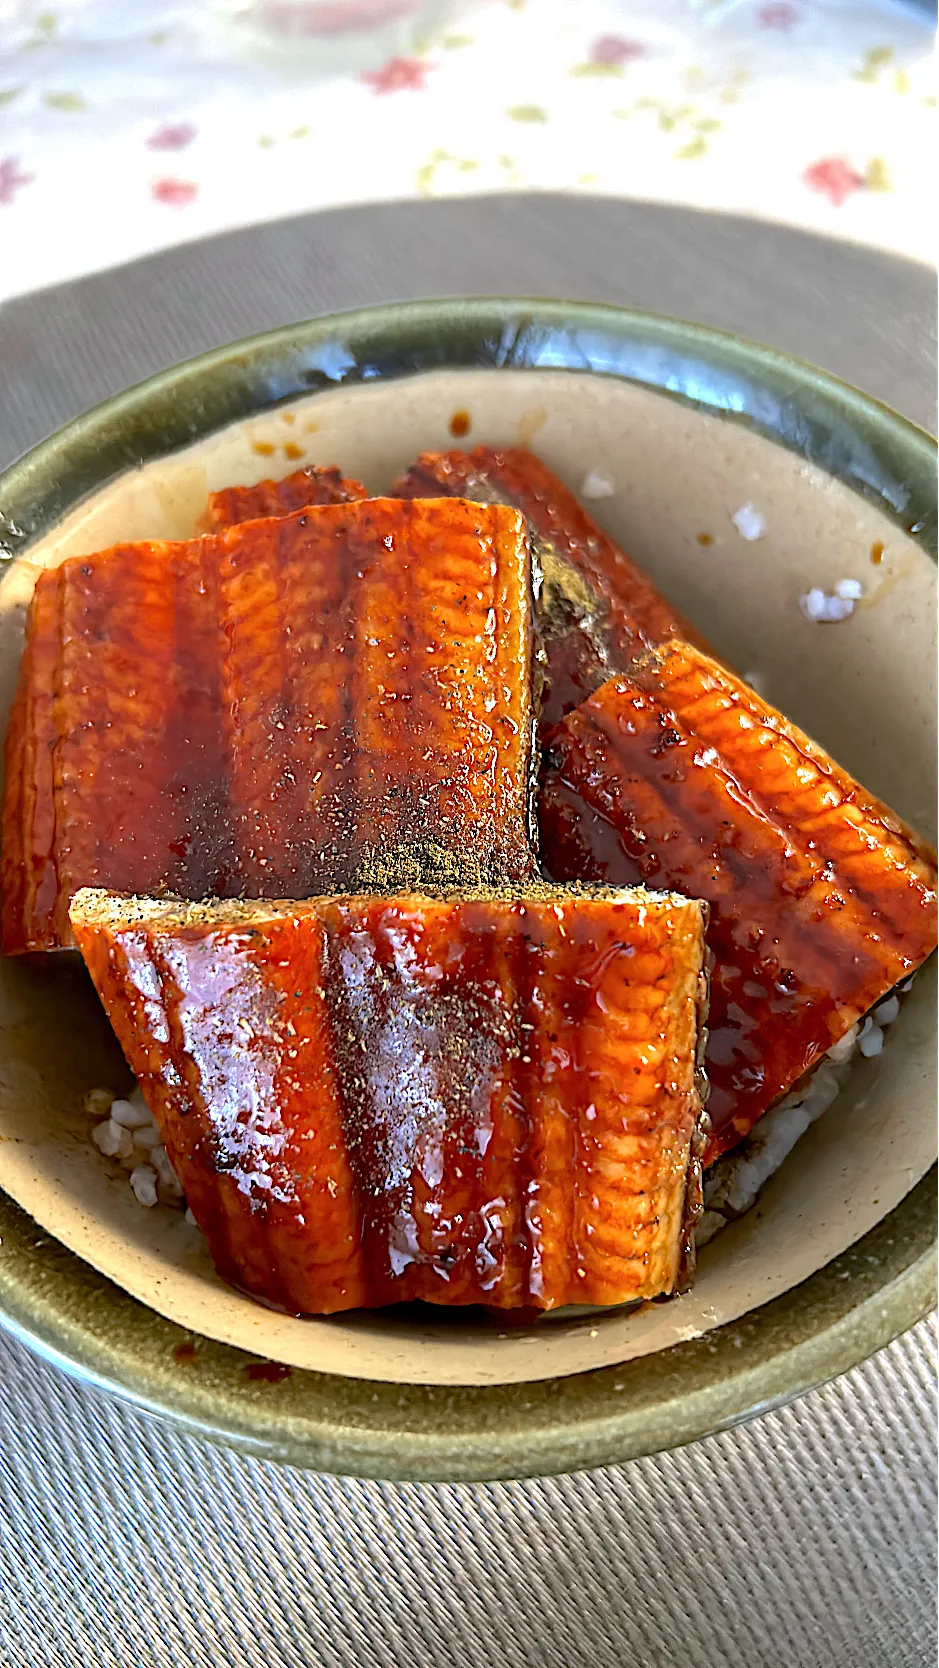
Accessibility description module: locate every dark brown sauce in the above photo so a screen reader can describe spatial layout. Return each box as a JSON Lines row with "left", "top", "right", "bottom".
{"left": 870, "top": 540, "right": 885, "bottom": 564}
{"left": 449, "top": 409, "right": 471, "bottom": 438}
{"left": 481, "top": 1305, "right": 545, "bottom": 1328}
{"left": 173, "top": 1340, "right": 198, "bottom": 1366}
{"left": 696, "top": 532, "right": 714, "bottom": 547}
{"left": 537, "top": 605, "right": 612, "bottom": 731}
{"left": 245, "top": 1360, "right": 292, "bottom": 1383}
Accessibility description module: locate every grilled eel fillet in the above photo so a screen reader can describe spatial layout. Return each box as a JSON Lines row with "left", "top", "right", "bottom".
{"left": 70, "top": 884, "right": 709, "bottom": 1314}
{"left": 203, "top": 464, "right": 366, "bottom": 528}
{"left": 539, "top": 639, "right": 938, "bottom": 1160}
{"left": 2, "top": 498, "right": 537, "bottom": 953}
{"left": 394, "top": 446, "right": 712, "bottom": 729}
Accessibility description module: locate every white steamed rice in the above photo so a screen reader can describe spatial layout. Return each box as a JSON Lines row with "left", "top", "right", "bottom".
{"left": 731, "top": 502, "right": 765, "bottom": 541}
{"left": 799, "top": 578, "right": 865, "bottom": 623}
{"left": 84, "top": 1083, "right": 184, "bottom": 1209}
{"left": 696, "top": 983, "right": 909, "bottom": 1247}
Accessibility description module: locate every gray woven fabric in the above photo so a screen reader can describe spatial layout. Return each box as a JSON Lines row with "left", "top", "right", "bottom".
{"left": 0, "top": 199, "right": 936, "bottom": 1666}
{"left": 0, "top": 194, "right": 935, "bottom": 470}
{"left": 0, "top": 1320, "right": 935, "bottom": 1668}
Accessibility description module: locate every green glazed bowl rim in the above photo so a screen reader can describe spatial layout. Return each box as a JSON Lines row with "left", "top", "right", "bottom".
{"left": 1, "top": 296, "right": 935, "bottom": 557}
{"left": 0, "top": 297, "right": 935, "bottom": 1482}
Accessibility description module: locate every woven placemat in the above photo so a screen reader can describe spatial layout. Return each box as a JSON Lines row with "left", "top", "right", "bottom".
{"left": 0, "top": 1318, "right": 935, "bottom": 1668}
{"left": 1, "top": 194, "right": 935, "bottom": 468}
{"left": 0, "top": 196, "right": 935, "bottom": 1668}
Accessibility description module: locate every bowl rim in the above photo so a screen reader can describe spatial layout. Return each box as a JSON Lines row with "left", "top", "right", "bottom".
{"left": 0, "top": 296, "right": 935, "bottom": 1481}
{"left": 0, "top": 1174, "right": 934, "bottom": 1482}
{"left": 1, "top": 296, "right": 935, "bottom": 558}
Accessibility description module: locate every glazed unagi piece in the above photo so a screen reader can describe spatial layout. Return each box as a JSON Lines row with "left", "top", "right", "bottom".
{"left": 540, "top": 640, "right": 938, "bottom": 1160}
{"left": 70, "top": 884, "right": 709, "bottom": 1315}
{"left": 203, "top": 464, "right": 367, "bottom": 529}
{"left": 2, "top": 534, "right": 228, "bottom": 955}
{"left": 394, "top": 446, "right": 711, "bottom": 728}
{"left": 217, "top": 497, "right": 537, "bottom": 896}
{"left": 2, "top": 498, "right": 537, "bottom": 953}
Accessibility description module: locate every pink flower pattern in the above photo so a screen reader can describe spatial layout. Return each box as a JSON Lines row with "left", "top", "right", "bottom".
{"left": 287, "top": 0, "right": 416, "bottom": 32}
{"left": 759, "top": 3, "right": 799, "bottom": 28}
{"left": 802, "top": 156, "right": 865, "bottom": 206}
{"left": 361, "top": 56, "right": 431, "bottom": 94}
{"left": 591, "top": 35, "right": 646, "bottom": 65}
{"left": 0, "top": 7, "right": 924, "bottom": 288}
{"left": 147, "top": 122, "right": 197, "bottom": 151}
{"left": 0, "top": 157, "right": 34, "bottom": 207}
{"left": 151, "top": 177, "right": 198, "bottom": 206}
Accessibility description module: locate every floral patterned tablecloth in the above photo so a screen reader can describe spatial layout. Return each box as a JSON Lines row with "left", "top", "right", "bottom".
{"left": 0, "top": 0, "right": 935, "bottom": 305}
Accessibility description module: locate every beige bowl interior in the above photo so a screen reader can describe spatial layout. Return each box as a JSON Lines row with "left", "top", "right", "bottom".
{"left": 0, "top": 366, "right": 934, "bottom": 1387}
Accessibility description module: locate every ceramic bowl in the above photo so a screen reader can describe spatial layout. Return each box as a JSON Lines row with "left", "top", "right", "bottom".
{"left": 0, "top": 299, "right": 934, "bottom": 1481}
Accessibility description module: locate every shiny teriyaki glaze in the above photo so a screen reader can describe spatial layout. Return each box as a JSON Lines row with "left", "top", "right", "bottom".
{"left": 539, "top": 640, "right": 938, "bottom": 1158}
{"left": 2, "top": 497, "right": 538, "bottom": 952}
{"left": 394, "top": 446, "right": 712, "bottom": 730}
{"left": 70, "top": 887, "right": 708, "bottom": 1316}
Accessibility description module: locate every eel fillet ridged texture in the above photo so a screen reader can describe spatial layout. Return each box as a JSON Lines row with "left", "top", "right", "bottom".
{"left": 394, "top": 445, "right": 712, "bottom": 729}
{"left": 539, "top": 639, "right": 938, "bottom": 1158}
{"left": 70, "top": 884, "right": 709, "bottom": 1314}
{"left": 2, "top": 498, "right": 537, "bottom": 952}
{"left": 203, "top": 464, "right": 366, "bottom": 529}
